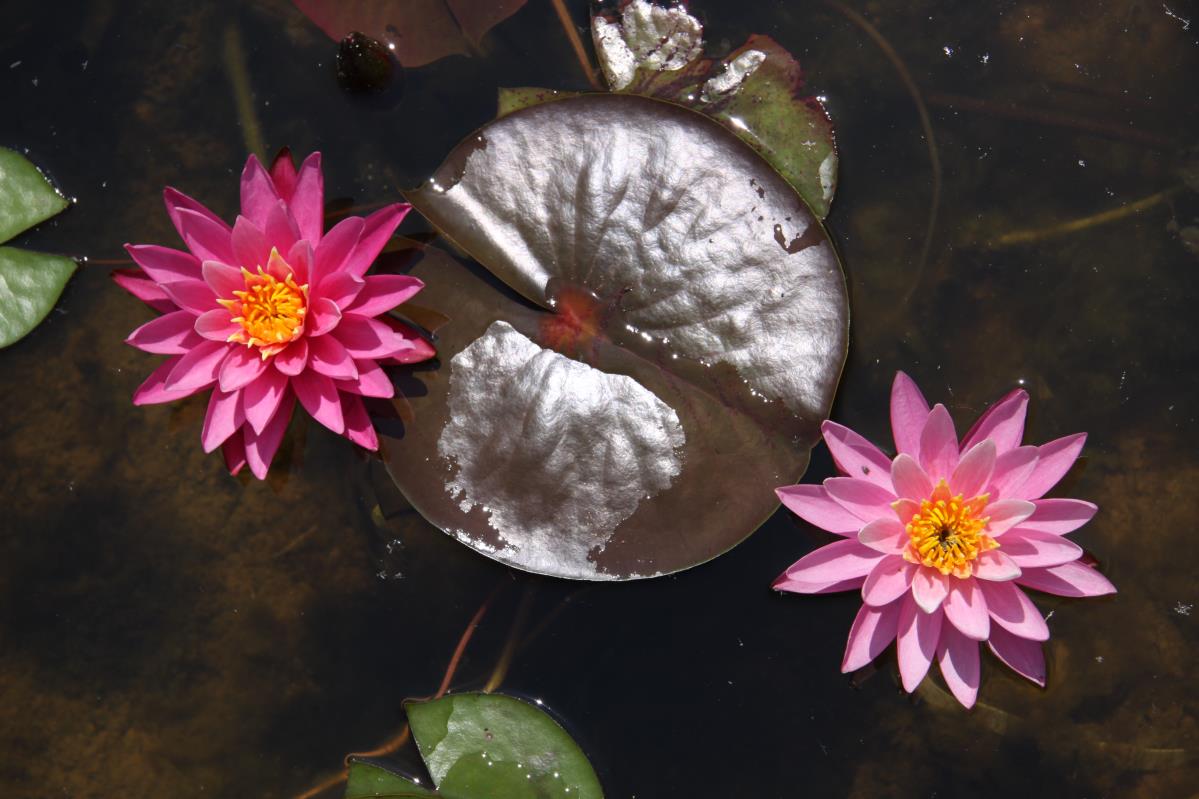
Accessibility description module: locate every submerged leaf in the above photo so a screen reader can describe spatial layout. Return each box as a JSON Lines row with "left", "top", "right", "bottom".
{"left": 345, "top": 760, "right": 436, "bottom": 798}
{"left": 0, "top": 147, "right": 69, "bottom": 245}
{"left": 389, "top": 93, "right": 847, "bottom": 579}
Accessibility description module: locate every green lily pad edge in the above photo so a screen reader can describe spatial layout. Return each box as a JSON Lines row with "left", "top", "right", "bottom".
{"left": 0, "top": 147, "right": 76, "bottom": 348}
{"left": 345, "top": 693, "right": 603, "bottom": 799}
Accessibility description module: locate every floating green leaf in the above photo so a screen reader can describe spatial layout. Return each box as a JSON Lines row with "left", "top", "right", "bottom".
{"left": 345, "top": 760, "right": 436, "bottom": 798}
{"left": 496, "top": 87, "right": 579, "bottom": 118}
{"left": 0, "top": 147, "right": 69, "bottom": 244}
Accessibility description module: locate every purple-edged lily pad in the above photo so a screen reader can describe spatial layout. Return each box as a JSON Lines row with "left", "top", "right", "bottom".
{"left": 386, "top": 93, "right": 847, "bottom": 580}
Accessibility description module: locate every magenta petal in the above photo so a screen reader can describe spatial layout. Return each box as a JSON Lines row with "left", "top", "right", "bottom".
{"left": 125, "top": 243, "right": 202, "bottom": 284}
{"left": 231, "top": 215, "right": 273, "bottom": 271}
{"left": 988, "top": 445, "right": 1039, "bottom": 499}
{"left": 311, "top": 216, "right": 364, "bottom": 286}
{"left": 274, "top": 339, "right": 310, "bottom": 376}
{"left": 127, "top": 311, "right": 204, "bottom": 354}
{"left": 222, "top": 428, "right": 247, "bottom": 475}
{"left": 858, "top": 518, "right": 907, "bottom": 554}
{"left": 307, "top": 297, "right": 343, "bottom": 337}
{"left": 950, "top": 440, "right": 996, "bottom": 499}
{"left": 824, "top": 477, "right": 897, "bottom": 522}
{"left": 977, "top": 579, "right": 1049, "bottom": 641}
{"left": 242, "top": 367, "right": 288, "bottom": 434}
{"left": 841, "top": 600, "right": 902, "bottom": 673}
{"left": 777, "top": 539, "right": 882, "bottom": 587}
{"left": 340, "top": 392, "right": 379, "bottom": 450}
{"left": 239, "top": 156, "right": 282, "bottom": 229}
{"left": 973, "top": 550, "right": 1022, "bottom": 581}
{"left": 290, "top": 152, "right": 324, "bottom": 244}
{"left": 861, "top": 555, "right": 915, "bottom": 606}
{"left": 918, "top": 404, "right": 959, "bottom": 482}
{"left": 890, "top": 371, "right": 931, "bottom": 459}
{"left": 333, "top": 314, "right": 410, "bottom": 359}
{"left": 132, "top": 356, "right": 202, "bottom": 405}
{"left": 380, "top": 320, "right": 436, "bottom": 364}
{"left": 346, "top": 274, "right": 425, "bottom": 318}
{"left": 308, "top": 334, "right": 359, "bottom": 381}
{"left": 174, "top": 208, "right": 236, "bottom": 265}
{"left": 336, "top": 358, "right": 394, "bottom": 398}
{"left": 985, "top": 499, "right": 1037, "bottom": 536}
{"left": 1018, "top": 498, "right": 1098, "bottom": 535}
{"left": 1016, "top": 561, "right": 1116, "bottom": 597}
{"left": 821, "top": 420, "right": 894, "bottom": 488}
{"left": 1017, "top": 433, "right": 1086, "bottom": 500}
{"left": 286, "top": 240, "right": 313, "bottom": 284}
{"left": 195, "top": 308, "right": 239, "bottom": 341}
{"left": 936, "top": 625, "right": 980, "bottom": 708}
{"left": 896, "top": 596, "right": 942, "bottom": 693}
{"left": 112, "top": 269, "right": 176, "bottom": 313}
{"left": 961, "top": 387, "right": 1029, "bottom": 453}
{"left": 316, "top": 271, "right": 365, "bottom": 310}
{"left": 890, "top": 453, "right": 933, "bottom": 501}
{"left": 164, "top": 339, "right": 227, "bottom": 392}
{"left": 163, "top": 187, "right": 231, "bottom": 237}
{"left": 219, "top": 346, "right": 269, "bottom": 392}
{"left": 942, "top": 578, "right": 989, "bottom": 640}
{"left": 292, "top": 369, "right": 345, "bottom": 434}
{"left": 202, "top": 260, "right": 245, "bottom": 300}
{"left": 344, "top": 204, "right": 410, "bottom": 278}
{"left": 160, "top": 278, "right": 217, "bottom": 316}
{"left": 201, "top": 388, "right": 244, "bottom": 453}
{"left": 912, "top": 568, "right": 950, "bottom": 613}
{"left": 1001, "top": 529, "right": 1084, "bottom": 568}
{"left": 244, "top": 391, "right": 294, "bottom": 479}
{"left": 987, "top": 625, "right": 1046, "bottom": 686}
{"left": 270, "top": 149, "right": 298, "bottom": 200}
{"left": 775, "top": 484, "right": 862, "bottom": 536}
{"left": 263, "top": 201, "right": 301, "bottom": 254}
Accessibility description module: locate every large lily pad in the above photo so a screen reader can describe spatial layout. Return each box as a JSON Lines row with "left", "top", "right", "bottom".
{"left": 384, "top": 93, "right": 847, "bottom": 580}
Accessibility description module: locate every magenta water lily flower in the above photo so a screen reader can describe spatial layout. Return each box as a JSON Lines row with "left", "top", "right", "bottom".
{"left": 114, "top": 151, "right": 434, "bottom": 478}
{"left": 774, "top": 372, "right": 1116, "bottom": 708}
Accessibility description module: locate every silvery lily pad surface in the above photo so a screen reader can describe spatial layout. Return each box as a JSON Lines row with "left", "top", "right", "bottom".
{"left": 388, "top": 93, "right": 847, "bottom": 580}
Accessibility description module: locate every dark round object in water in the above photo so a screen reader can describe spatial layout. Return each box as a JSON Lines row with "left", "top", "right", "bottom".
{"left": 336, "top": 32, "right": 402, "bottom": 98}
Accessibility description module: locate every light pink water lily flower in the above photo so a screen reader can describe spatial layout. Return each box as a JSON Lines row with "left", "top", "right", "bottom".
{"left": 774, "top": 372, "right": 1116, "bottom": 708}
{"left": 114, "top": 150, "right": 434, "bottom": 478}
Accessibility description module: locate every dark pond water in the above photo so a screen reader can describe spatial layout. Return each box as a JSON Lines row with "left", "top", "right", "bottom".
{"left": 2, "top": 0, "right": 1197, "bottom": 796}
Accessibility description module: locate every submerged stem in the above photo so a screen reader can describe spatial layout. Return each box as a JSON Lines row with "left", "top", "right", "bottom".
{"left": 223, "top": 24, "right": 266, "bottom": 162}
{"left": 988, "top": 187, "right": 1180, "bottom": 247}
{"left": 551, "top": 0, "right": 602, "bottom": 90}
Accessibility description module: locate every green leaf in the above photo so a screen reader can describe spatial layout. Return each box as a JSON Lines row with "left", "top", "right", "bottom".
{"left": 0, "top": 147, "right": 69, "bottom": 245}
{"left": 496, "top": 87, "right": 580, "bottom": 118}
{"left": 345, "top": 760, "right": 438, "bottom": 798}
{"left": 0, "top": 246, "right": 77, "bottom": 348}
{"left": 406, "top": 694, "right": 603, "bottom": 799}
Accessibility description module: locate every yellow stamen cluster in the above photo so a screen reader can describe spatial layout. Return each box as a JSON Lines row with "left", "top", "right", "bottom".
{"left": 218, "top": 250, "right": 308, "bottom": 358}
{"left": 902, "top": 480, "right": 996, "bottom": 578}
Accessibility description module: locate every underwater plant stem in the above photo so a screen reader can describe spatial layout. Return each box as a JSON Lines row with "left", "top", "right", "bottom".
{"left": 551, "top": 0, "right": 602, "bottom": 90}
{"left": 483, "top": 584, "right": 535, "bottom": 693}
{"left": 988, "top": 187, "right": 1181, "bottom": 247}
{"left": 820, "top": 0, "right": 942, "bottom": 303}
{"left": 223, "top": 24, "right": 266, "bottom": 162}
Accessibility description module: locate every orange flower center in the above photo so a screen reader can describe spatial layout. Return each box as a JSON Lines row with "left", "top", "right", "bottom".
{"left": 902, "top": 480, "right": 997, "bottom": 578}
{"left": 218, "top": 248, "right": 308, "bottom": 357}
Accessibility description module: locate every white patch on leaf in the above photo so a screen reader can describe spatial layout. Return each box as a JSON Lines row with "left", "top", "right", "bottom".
{"left": 593, "top": 0, "right": 704, "bottom": 90}
{"left": 700, "top": 49, "right": 766, "bottom": 102}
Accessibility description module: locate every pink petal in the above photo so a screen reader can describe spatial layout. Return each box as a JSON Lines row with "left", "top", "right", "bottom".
{"left": 776, "top": 484, "right": 862, "bottom": 535}
{"left": 1016, "top": 433, "right": 1086, "bottom": 500}
{"left": 164, "top": 339, "right": 228, "bottom": 392}
{"left": 290, "top": 152, "right": 324, "bottom": 244}
{"left": 244, "top": 392, "right": 294, "bottom": 479}
{"left": 112, "top": 269, "right": 176, "bottom": 313}
{"left": 132, "top": 356, "right": 204, "bottom": 405}
{"left": 345, "top": 274, "right": 425, "bottom": 318}
{"left": 270, "top": 148, "right": 298, "bottom": 201}
{"left": 239, "top": 155, "right": 282, "bottom": 229}
{"left": 124, "top": 243, "right": 202, "bottom": 283}
{"left": 977, "top": 579, "right": 1049, "bottom": 641}
{"left": 1018, "top": 498, "right": 1098, "bottom": 535}
{"left": 861, "top": 555, "right": 916, "bottom": 606}
{"left": 896, "top": 596, "right": 942, "bottom": 693}
{"left": 987, "top": 445, "right": 1039, "bottom": 499}
{"left": 219, "top": 346, "right": 269, "bottom": 392}
{"left": 263, "top": 201, "right": 301, "bottom": 254}
{"left": 890, "top": 453, "right": 932, "bottom": 500}
{"left": 824, "top": 477, "right": 897, "bottom": 522}
{"left": 985, "top": 498, "right": 1037, "bottom": 536}
{"left": 773, "top": 575, "right": 867, "bottom": 595}
{"left": 942, "top": 578, "right": 989, "bottom": 640}
{"left": 340, "top": 391, "right": 379, "bottom": 450}
{"left": 776, "top": 539, "right": 883, "bottom": 587}
{"left": 891, "top": 498, "right": 921, "bottom": 525}
{"left": 987, "top": 624, "right": 1046, "bottom": 686}
{"left": 890, "top": 371, "right": 931, "bottom": 460}
{"left": 1016, "top": 562, "right": 1116, "bottom": 597}
{"left": 163, "top": 187, "right": 231, "bottom": 238}
{"left": 961, "top": 387, "right": 1028, "bottom": 453}
{"left": 858, "top": 518, "right": 907, "bottom": 554}
{"left": 126, "top": 311, "right": 204, "bottom": 354}
{"left": 344, "top": 204, "right": 410, "bottom": 278}
{"left": 379, "top": 318, "right": 436, "bottom": 363}
{"left": 316, "top": 271, "right": 365, "bottom": 310}
{"left": 821, "top": 420, "right": 894, "bottom": 488}
{"left": 195, "top": 308, "right": 239, "bottom": 341}
{"left": 936, "top": 625, "right": 980, "bottom": 708}
{"left": 230, "top": 215, "right": 273, "bottom": 271}
{"left": 311, "top": 216, "right": 364, "bottom": 286}
{"left": 286, "top": 240, "right": 313, "bottom": 284}
{"left": 173, "top": 208, "right": 236, "bottom": 265}
{"left": 292, "top": 369, "right": 345, "bottom": 434}
{"left": 200, "top": 388, "right": 244, "bottom": 453}
{"left": 308, "top": 334, "right": 358, "bottom": 381}
{"left": 333, "top": 315, "right": 411, "bottom": 359}
{"left": 274, "top": 339, "right": 310, "bottom": 376}
{"left": 912, "top": 568, "right": 951, "bottom": 613}
{"left": 159, "top": 278, "right": 216, "bottom": 316}
{"left": 336, "top": 358, "right": 395, "bottom": 398}
{"left": 222, "top": 428, "right": 247, "bottom": 475}
{"left": 1001, "top": 529, "right": 1084, "bottom": 568}
{"left": 308, "top": 297, "right": 342, "bottom": 337}
{"left": 918, "top": 404, "right": 959, "bottom": 482}
{"left": 202, "top": 260, "right": 245, "bottom": 300}
{"left": 242, "top": 367, "right": 289, "bottom": 434}
{"left": 950, "top": 440, "right": 996, "bottom": 499}
{"left": 973, "top": 550, "right": 1021, "bottom": 582}
{"left": 841, "top": 600, "right": 902, "bottom": 673}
